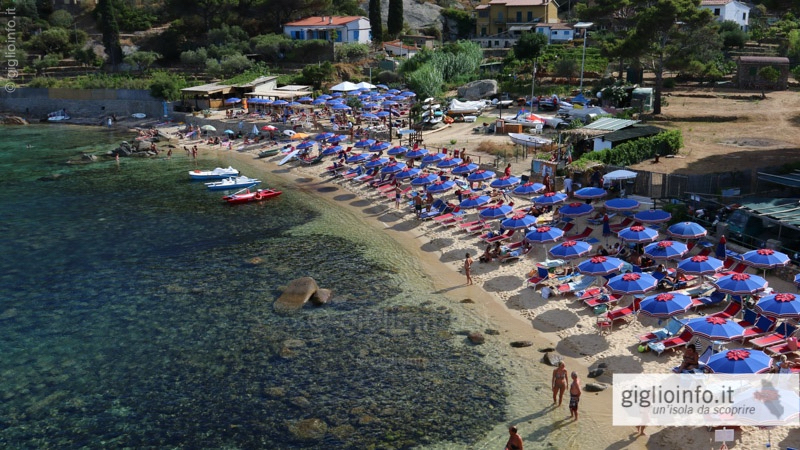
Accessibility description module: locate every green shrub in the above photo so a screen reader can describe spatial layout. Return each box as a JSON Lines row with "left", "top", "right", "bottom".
{"left": 662, "top": 78, "right": 676, "bottom": 89}
{"left": 575, "top": 130, "right": 683, "bottom": 166}
{"left": 149, "top": 71, "right": 188, "bottom": 101}
{"left": 335, "top": 43, "right": 370, "bottom": 62}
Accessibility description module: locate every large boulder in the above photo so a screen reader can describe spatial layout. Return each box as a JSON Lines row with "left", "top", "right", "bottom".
{"left": 274, "top": 277, "right": 320, "bottom": 313}
{"left": 457, "top": 80, "right": 498, "bottom": 101}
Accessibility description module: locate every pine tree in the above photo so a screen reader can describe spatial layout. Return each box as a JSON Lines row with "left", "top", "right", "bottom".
{"left": 95, "top": 0, "right": 123, "bottom": 68}
{"left": 387, "top": 0, "right": 403, "bottom": 38}
{"left": 369, "top": 0, "right": 383, "bottom": 43}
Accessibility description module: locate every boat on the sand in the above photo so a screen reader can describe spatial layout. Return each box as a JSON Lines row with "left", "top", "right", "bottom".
{"left": 205, "top": 176, "right": 260, "bottom": 191}
{"left": 223, "top": 188, "right": 282, "bottom": 204}
{"left": 189, "top": 166, "right": 239, "bottom": 180}
{"left": 508, "top": 133, "right": 552, "bottom": 147}
{"left": 257, "top": 148, "right": 280, "bottom": 158}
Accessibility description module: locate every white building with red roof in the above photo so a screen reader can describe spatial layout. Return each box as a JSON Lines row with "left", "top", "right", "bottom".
{"left": 284, "top": 16, "right": 372, "bottom": 45}
{"left": 699, "top": 0, "right": 750, "bottom": 31}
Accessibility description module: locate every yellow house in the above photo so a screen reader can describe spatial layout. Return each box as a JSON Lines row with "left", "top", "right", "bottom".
{"left": 475, "top": 0, "right": 559, "bottom": 37}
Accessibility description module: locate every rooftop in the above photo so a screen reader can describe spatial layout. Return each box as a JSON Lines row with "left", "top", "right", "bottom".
{"left": 285, "top": 16, "right": 364, "bottom": 27}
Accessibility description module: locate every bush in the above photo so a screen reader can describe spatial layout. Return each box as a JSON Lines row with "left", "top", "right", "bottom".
{"left": 48, "top": 10, "right": 73, "bottom": 28}
{"left": 149, "top": 71, "right": 188, "bottom": 101}
{"left": 575, "top": 130, "right": 683, "bottom": 166}
{"left": 180, "top": 48, "right": 208, "bottom": 69}
{"left": 335, "top": 43, "right": 370, "bottom": 62}
{"left": 662, "top": 78, "right": 676, "bottom": 89}
{"left": 250, "top": 34, "right": 293, "bottom": 62}
{"left": 219, "top": 54, "right": 253, "bottom": 77}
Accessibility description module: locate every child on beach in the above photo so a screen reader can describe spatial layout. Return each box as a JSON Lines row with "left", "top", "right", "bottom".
{"left": 464, "top": 253, "right": 473, "bottom": 285}
{"left": 569, "top": 371, "right": 581, "bottom": 421}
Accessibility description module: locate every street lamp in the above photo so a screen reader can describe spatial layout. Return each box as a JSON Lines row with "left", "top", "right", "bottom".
{"left": 530, "top": 58, "right": 537, "bottom": 106}
{"left": 574, "top": 22, "right": 593, "bottom": 92}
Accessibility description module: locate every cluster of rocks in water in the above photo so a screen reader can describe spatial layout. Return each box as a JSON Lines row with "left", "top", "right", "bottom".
{"left": 0, "top": 115, "right": 28, "bottom": 125}
{"left": 273, "top": 277, "right": 333, "bottom": 313}
{"left": 107, "top": 140, "right": 162, "bottom": 158}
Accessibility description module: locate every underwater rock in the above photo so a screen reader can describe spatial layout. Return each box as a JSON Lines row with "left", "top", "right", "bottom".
{"left": 468, "top": 332, "right": 485, "bottom": 345}
{"left": 37, "top": 173, "right": 63, "bottom": 182}
{"left": 279, "top": 339, "right": 306, "bottom": 359}
{"left": 290, "top": 396, "right": 312, "bottom": 409}
{"left": 510, "top": 341, "right": 533, "bottom": 348}
{"left": 310, "top": 288, "right": 332, "bottom": 305}
{"left": 274, "top": 277, "right": 320, "bottom": 313}
{"left": 287, "top": 418, "right": 328, "bottom": 441}
{"left": 266, "top": 387, "right": 286, "bottom": 398}
{"left": 585, "top": 382, "right": 608, "bottom": 392}
{"left": 542, "top": 352, "right": 562, "bottom": 367}
{"left": 485, "top": 329, "right": 500, "bottom": 335}
{"left": 1, "top": 115, "right": 28, "bottom": 125}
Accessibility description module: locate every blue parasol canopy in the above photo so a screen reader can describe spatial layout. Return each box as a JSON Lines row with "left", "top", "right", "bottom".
{"left": 577, "top": 255, "right": 624, "bottom": 276}
{"left": 405, "top": 148, "right": 428, "bottom": 159}
{"left": 451, "top": 163, "right": 480, "bottom": 175}
{"left": 490, "top": 176, "right": 522, "bottom": 189}
{"left": 460, "top": 195, "right": 491, "bottom": 209}
{"left": 354, "top": 139, "right": 376, "bottom": 148}
{"left": 328, "top": 135, "right": 347, "bottom": 143}
{"left": 755, "top": 293, "right": 800, "bottom": 319}
{"left": 573, "top": 187, "right": 607, "bottom": 199}
{"left": 467, "top": 170, "right": 496, "bottom": 183}
{"left": 668, "top": 221, "right": 708, "bottom": 240}
{"left": 315, "top": 132, "right": 336, "bottom": 141}
{"left": 437, "top": 157, "right": 463, "bottom": 169}
{"left": 533, "top": 192, "right": 568, "bottom": 205}
{"left": 296, "top": 140, "right": 316, "bottom": 149}
{"left": 549, "top": 240, "right": 592, "bottom": 260}
{"left": 684, "top": 316, "right": 745, "bottom": 341}
{"left": 513, "top": 182, "right": 545, "bottom": 196}
{"left": 713, "top": 272, "right": 768, "bottom": 295}
{"left": 384, "top": 163, "right": 411, "bottom": 176}
{"left": 312, "top": 98, "right": 327, "bottom": 105}
{"left": 634, "top": 209, "right": 672, "bottom": 224}
{"left": 677, "top": 255, "right": 724, "bottom": 275}
{"left": 427, "top": 180, "right": 456, "bottom": 194}
{"left": 617, "top": 225, "right": 659, "bottom": 243}
{"left": 365, "top": 157, "right": 389, "bottom": 169}
{"left": 501, "top": 214, "right": 537, "bottom": 230}
{"left": 321, "top": 145, "right": 343, "bottom": 156}
{"left": 410, "top": 173, "right": 440, "bottom": 186}
{"left": 741, "top": 248, "right": 790, "bottom": 269}
{"left": 297, "top": 96, "right": 313, "bottom": 102}
{"left": 525, "top": 226, "right": 565, "bottom": 244}
{"left": 643, "top": 240, "right": 689, "bottom": 260}
{"left": 607, "top": 272, "right": 658, "bottom": 295}
{"left": 376, "top": 84, "right": 389, "bottom": 90}
{"left": 479, "top": 204, "right": 514, "bottom": 220}
{"left": 369, "top": 141, "right": 391, "bottom": 153}
{"left": 795, "top": 273, "right": 800, "bottom": 289}
{"left": 331, "top": 103, "right": 351, "bottom": 110}
{"left": 706, "top": 349, "right": 772, "bottom": 374}
{"left": 224, "top": 97, "right": 241, "bottom": 104}
{"left": 602, "top": 214, "right": 612, "bottom": 237}
{"left": 421, "top": 153, "right": 446, "bottom": 165}
{"left": 559, "top": 202, "right": 595, "bottom": 218}
{"left": 639, "top": 292, "right": 693, "bottom": 318}
{"left": 361, "top": 113, "right": 379, "bottom": 120}
{"left": 271, "top": 99, "right": 288, "bottom": 106}
{"left": 387, "top": 146, "right": 408, "bottom": 156}
{"left": 346, "top": 153, "right": 369, "bottom": 164}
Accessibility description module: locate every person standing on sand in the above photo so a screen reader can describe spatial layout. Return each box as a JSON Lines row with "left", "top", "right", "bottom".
{"left": 569, "top": 371, "right": 581, "bottom": 421}
{"left": 464, "top": 253, "right": 473, "bottom": 285}
{"left": 563, "top": 174, "right": 573, "bottom": 198}
{"left": 504, "top": 426, "right": 523, "bottom": 450}
{"left": 504, "top": 163, "right": 512, "bottom": 178}
{"left": 552, "top": 361, "right": 568, "bottom": 406}
{"left": 395, "top": 185, "right": 403, "bottom": 209}
{"left": 413, "top": 193, "right": 423, "bottom": 218}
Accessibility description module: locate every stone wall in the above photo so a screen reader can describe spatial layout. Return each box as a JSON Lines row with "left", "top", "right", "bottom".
{"left": 0, "top": 88, "right": 169, "bottom": 123}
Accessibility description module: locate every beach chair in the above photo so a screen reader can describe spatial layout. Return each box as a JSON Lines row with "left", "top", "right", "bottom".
{"left": 749, "top": 322, "right": 798, "bottom": 348}
{"left": 556, "top": 275, "right": 595, "bottom": 296}
{"left": 587, "top": 213, "right": 616, "bottom": 225}
{"left": 740, "top": 315, "right": 777, "bottom": 342}
{"left": 764, "top": 337, "right": 799, "bottom": 356}
{"left": 638, "top": 317, "right": 686, "bottom": 344}
{"left": 483, "top": 229, "right": 515, "bottom": 244}
{"left": 609, "top": 217, "right": 634, "bottom": 233}
{"left": 648, "top": 329, "right": 694, "bottom": 356}
{"left": 736, "top": 308, "right": 759, "bottom": 328}
{"left": 584, "top": 292, "right": 621, "bottom": 309}
{"left": 526, "top": 266, "right": 551, "bottom": 289}
{"left": 341, "top": 166, "right": 364, "bottom": 181}
{"left": 691, "top": 290, "right": 727, "bottom": 310}
{"left": 695, "top": 247, "right": 712, "bottom": 258}
{"left": 420, "top": 200, "right": 449, "bottom": 220}
{"left": 709, "top": 299, "right": 742, "bottom": 319}
{"left": 602, "top": 298, "right": 642, "bottom": 328}
{"left": 714, "top": 262, "right": 748, "bottom": 278}
{"left": 465, "top": 221, "right": 492, "bottom": 235}
{"left": 564, "top": 226, "right": 594, "bottom": 241}
{"left": 433, "top": 206, "right": 464, "bottom": 225}
{"left": 560, "top": 222, "right": 575, "bottom": 234}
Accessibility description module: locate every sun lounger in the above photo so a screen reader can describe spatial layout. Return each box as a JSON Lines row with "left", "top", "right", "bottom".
{"left": 420, "top": 200, "right": 449, "bottom": 220}
{"left": 749, "top": 322, "right": 797, "bottom": 348}
{"left": 482, "top": 229, "right": 515, "bottom": 244}
{"left": 587, "top": 213, "right": 616, "bottom": 225}
{"left": 736, "top": 309, "right": 758, "bottom": 328}
{"left": 765, "top": 338, "right": 799, "bottom": 356}
{"left": 648, "top": 329, "right": 694, "bottom": 356}
{"left": 709, "top": 300, "right": 742, "bottom": 320}
{"left": 499, "top": 244, "right": 531, "bottom": 263}
{"left": 714, "top": 262, "right": 748, "bottom": 278}
{"left": 341, "top": 166, "right": 364, "bottom": 180}
{"left": 602, "top": 298, "right": 642, "bottom": 328}
{"left": 465, "top": 221, "right": 492, "bottom": 235}
{"left": 433, "top": 206, "right": 464, "bottom": 225}
{"left": 740, "top": 315, "right": 777, "bottom": 341}
{"left": 564, "top": 226, "right": 594, "bottom": 241}
{"left": 526, "top": 266, "right": 552, "bottom": 289}
{"left": 638, "top": 317, "right": 685, "bottom": 344}
{"left": 584, "top": 293, "right": 621, "bottom": 309}
{"left": 609, "top": 217, "right": 634, "bottom": 233}
{"left": 556, "top": 275, "right": 595, "bottom": 296}
{"left": 691, "top": 290, "right": 727, "bottom": 309}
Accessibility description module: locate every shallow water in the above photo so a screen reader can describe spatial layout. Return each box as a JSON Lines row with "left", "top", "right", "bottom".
{"left": 0, "top": 125, "right": 510, "bottom": 448}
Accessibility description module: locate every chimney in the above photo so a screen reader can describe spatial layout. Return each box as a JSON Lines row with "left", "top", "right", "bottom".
{"left": 329, "top": 17, "right": 333, "bottom": 24}
{"left": 321, "top": 16, "right": 326, "bottom": 23}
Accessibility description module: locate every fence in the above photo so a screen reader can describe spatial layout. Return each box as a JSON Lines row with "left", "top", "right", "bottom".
{"left": 606, "top": 166, "right": 759, "bottom": 200}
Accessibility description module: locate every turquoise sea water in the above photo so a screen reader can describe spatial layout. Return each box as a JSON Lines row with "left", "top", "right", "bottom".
{"left": 0, "top": 125, "right": 506, "bottom": 448}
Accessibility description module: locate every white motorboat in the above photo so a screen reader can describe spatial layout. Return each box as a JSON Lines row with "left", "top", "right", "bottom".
{"left": 205, "top": 176, "right": 261, "bottom": 191}
{"left": 508, "top": 133, "right": 552, "bottom": 147}
{"left": 47, "top": 110, "right": 70, "bottom": 121}
{"left": 189, "top": 166, "right": 240, "bottom": 180}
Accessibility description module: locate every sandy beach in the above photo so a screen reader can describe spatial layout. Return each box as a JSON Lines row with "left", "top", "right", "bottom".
{"left": 149, "top": 113, "right": 799, "bottom": 449}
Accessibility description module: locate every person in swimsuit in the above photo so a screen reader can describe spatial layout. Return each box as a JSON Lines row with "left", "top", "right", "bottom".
{"left": 552, "top": 361, "right": 568, "bottom": 406}
{"left": 395, "top": 185, "right": 403, "bottom": 209}
{"left": 464, "top": 253, "right": 473, "bottom": 285}
{"left": 569, "top": 371, "right": 581, "bottom": 421}
{"left": 504, "top": 425, "right": 523, "bottom": 450}
{"left": 677, "top": 344, "right": 699, "bottom": 372}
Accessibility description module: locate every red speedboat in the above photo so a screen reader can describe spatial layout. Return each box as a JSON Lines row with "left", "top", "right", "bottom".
{"left": 223, "top": 188, "right": 282, "bottom": 204}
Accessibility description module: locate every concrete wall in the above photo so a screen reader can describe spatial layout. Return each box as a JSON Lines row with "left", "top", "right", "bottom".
{"left": 0, "top": 88, "right": 170, "bottom": 123}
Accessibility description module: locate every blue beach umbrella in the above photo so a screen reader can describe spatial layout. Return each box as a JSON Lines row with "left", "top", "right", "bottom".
{"left": 287, "top": 102, "right": 303, "bottom": 107}
{"left": 369, "top": 141, "right": 391, "bottom": 153}
{"left": 525, "top": 226, "right": 565, "bottom": 244}
{"left": 383, "top": 163, "right": 411, "bottom": 176}
{"left": 451, "top": 163, "right": 480, "bottom": 175}
{"left": 346, "top": 153, "right": 369, "bottom": 164}
{"left": 684, "top": 316, "right": 745, "bottom": 341}
{"left": 643, "top": 240, "right": 689, "bottom": 261}
{"left": 321, "top": 145, "right": 343, "bottom": 156}
{"left": 639, "top": 292, "right": 693, "bottom": 319}
{"left": 490, "top": 176, "right": 522, "bottom": 189}
{"left": 317, "top": 94, "right": 331, "bottom": 100}
{"left": 618, "top": 225, "right": 659, "bottom": 243}
{"left": 271, "top": 99, "right": 288, "bottom": 106}
{"left": 577, "top": 255, "right": 625, "bottom": 277}
{"left": 297, "top": 96, "right": 313, "bottom": 103}
{"left": 677, "top": 255, "right": 725, "bottom": 275}
{"left": 607, "top": 272, "right": 658, "bottom": 296}
{"left": 224, "top": 97, "right": 241, "bottom": 104}
{"left": 315, "top": 132, "right": 336, "bottom": 141}
{"left": 376, "top": 84, "right": 389, "bottom": 90}
{"left": 460, "top": 195, "right": 492, "bottom": 209}
{"left": 549, "top": 240, "right": 592, "bottom": 260}
{"left": 365, "top": 157, "right": 389, "bottom": 169}
{"left": 706, "top": 349, "right": 773, "bottom": 374}
{"left": 668, "top": 221, "right": 708, "bottom": 240}
{"left": 410, "top": 173, "right": 440, "bottom": 186}
{"left": 421, "top": 153, "right": 446, "bottom": 165}
{"left": 513, "top": 182, "right": 545, "bottom": 196}
{"left": 559, "top": 202, "right": 595, "bottom": 218}
{"left": 387, "top": 89, "right": 400, "bottom": 94}
{"left": 248, "top": 98, "right": 264, "bottom": 104}
{"left": 362, "top": 113, "right": 379, "bottom": 120}
{"left": 331, "top": 103, "right": 351, "bottom": 110}
{"left": 742, "top": 248, "right": 790, "bottom": 270}
{"left": 479, "top": 204, "right": 514, "bottom": 220}
{"left": 467, "top": 170, "right": 496, "bottom": 183}
{"left": 437, "top": 157, "right": 463, "bottom": 169}
{"left": 354, "top": 139, "right": 376, "bottom": 148}
{"left": 376, "top": 111, "right": 391, "bottom": 118}
{"left": 296, "top": 140, "right": 316, "bottom": 149}
{"left": 501, "top": 213, "right": 537, "bottom": 230}
{"left": 328, "top": 135, "right": 347, "bottom": 144}
{"left": 427, "top": 180, "right": 456, "bottom": 194}
{"left": 573, "top": 187, "right": 607, "bottom": 200}
{"left": 312, "top": 98, "right": 327, "bottom": 105}
{"left": 533, "top": 192, "right": 568, "bottom": 206}
{"left": 795, "top": 273, "right": 800, "bottom": 289}
{"left": 634, "top": 209, "right": 672, "bottom": 224}
{"left": 327, "top": 98, "right": 344, "bottom": 105}
{"left": 361, "top": 102, "right": 378, "bottom": 109}
{"left": 713, "top": 272, "right": 768, "bottom": 296}
{"left": 755, "top": 293, "right": 800, "bottom": 319}
{"left": 387, "top": 146, "right": 408, "bottom": 156}
{"left": 405, "top": 148, "right": 428, "bottom": 159}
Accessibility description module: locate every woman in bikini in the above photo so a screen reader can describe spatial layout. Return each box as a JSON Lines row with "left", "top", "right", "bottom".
{"left": 552, "top": 361, "right": 568, "bottom": 406}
